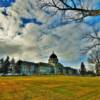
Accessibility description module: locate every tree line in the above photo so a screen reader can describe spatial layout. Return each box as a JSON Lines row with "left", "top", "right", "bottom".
{"left": 0, "top": 56, "right": 20, "bottom": 75}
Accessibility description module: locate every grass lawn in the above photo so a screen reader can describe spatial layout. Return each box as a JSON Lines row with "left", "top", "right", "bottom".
{"left": 0, "top": 75, "right": 100, "bottom": 100}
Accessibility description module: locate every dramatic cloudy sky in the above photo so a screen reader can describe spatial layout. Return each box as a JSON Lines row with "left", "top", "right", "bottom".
{"left": 0, "top": 0, "right": 100, "bottom": 67}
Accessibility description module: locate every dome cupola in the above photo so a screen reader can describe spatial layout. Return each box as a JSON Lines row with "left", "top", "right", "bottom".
{"left": 50, "top": 52, "right": 57, "bottom": 59}
{"left": 48, "top": 51, "right": 58, "bottom": 65}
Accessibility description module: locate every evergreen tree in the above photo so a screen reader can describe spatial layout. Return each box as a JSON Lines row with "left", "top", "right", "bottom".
{"left": 80, "top": 62, "right": 87, "bottom": 75}
{"left": 2, "top": 56, "right": 10, "bottom": 74}
{"left": 15, "top": 60, "right": 21, "bottom": 74}
{"left": 10, "top": 58, "right": 15, "bottom": 73}
{"left": 0, "top": 58, "right": 4, "bottom": 73}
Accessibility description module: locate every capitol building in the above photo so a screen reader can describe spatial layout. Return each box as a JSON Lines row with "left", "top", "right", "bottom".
{"left": 16, "top": 52, "right": 78, "bottom": 75}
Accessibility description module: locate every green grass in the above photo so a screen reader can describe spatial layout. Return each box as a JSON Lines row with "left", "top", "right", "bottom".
{"left": 0, "top": 75, "right": 100, "bottom": 100}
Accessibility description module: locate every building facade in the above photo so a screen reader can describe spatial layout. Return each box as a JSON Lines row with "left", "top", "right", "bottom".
{"left": 16, "top": 52, "right": 63, "bottom": 75}
{"left": 15, "top": 52, "right": 78, "bottom": 75}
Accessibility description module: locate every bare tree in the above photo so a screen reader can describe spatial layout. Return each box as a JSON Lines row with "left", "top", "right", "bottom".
{"left": 81, "top": 26, "right": 100, "bottom": 75}
{"left": 82, "top": 27, "right": 100, "bottom": 53}
{"left": 39, "top": 0, "right": 100, "bottom": 21}
{"left": 87, "top": 48, "right": 100, "bottom": 75}
{"left": 88, "top": 48, "right": 100, "bottom": 64}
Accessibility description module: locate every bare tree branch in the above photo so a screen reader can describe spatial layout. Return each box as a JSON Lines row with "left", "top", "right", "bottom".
{"left": 81, "top": 26, "right": 100, "bottom": 55}
{"left": 40, "top": 0, "right": 100, "bottom": 21}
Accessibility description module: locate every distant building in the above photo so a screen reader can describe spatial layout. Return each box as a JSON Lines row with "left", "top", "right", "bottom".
{"left": 15, "top": 52, "right": 78, "bottom": 75}
{"left": 16, "top": 60, "right": 36, "bottom": 75}
{"left": 36, "top": 62, "right": 54, "bottom": 75}
{"left": 63, "top": 67, "right": 78, "bottom": 75}
{"left": 15, "top": 52, "right": 63, "bottom": 75}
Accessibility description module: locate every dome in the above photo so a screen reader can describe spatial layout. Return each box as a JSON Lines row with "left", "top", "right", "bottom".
{"left": 48, "top": 52, "right": 59, "bottom": 64}
{"left": 50, "top": 52, "right": 57, "bottom": 59}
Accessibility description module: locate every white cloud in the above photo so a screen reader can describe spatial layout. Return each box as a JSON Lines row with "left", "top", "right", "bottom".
{"left": 0, "top": 0, "right": 96, "bottom": 65}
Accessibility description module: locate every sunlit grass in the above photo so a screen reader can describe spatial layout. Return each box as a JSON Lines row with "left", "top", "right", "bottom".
{"left": 0, "top": 75, "right": 100, "bottom": 100}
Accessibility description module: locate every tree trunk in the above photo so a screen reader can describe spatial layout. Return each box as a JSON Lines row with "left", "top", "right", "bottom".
{"left": 95, "top": 63, "right": 100, "bottom": 76}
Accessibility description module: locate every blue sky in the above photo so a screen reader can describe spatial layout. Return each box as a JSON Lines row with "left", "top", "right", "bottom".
{"left": 0, "top": 0, "right": 15, "bottom": 7}
{"left": 0, "top": 0, "right": 100, "bottom": 67}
